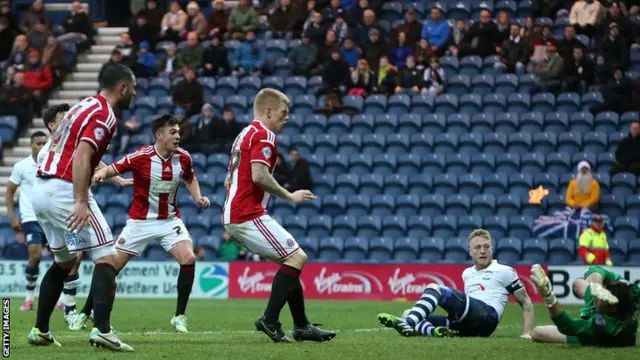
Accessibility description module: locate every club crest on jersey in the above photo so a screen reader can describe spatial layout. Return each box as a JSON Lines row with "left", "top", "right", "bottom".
{"left": 286, "top": 238, "right": 295, "bottom": 248}
{"left": 261, "top": 146, "right": 272, "bottom": 159}
{"left": 94, "top": 127, "right": 105, "bottom": 141}
{"left": 595, "top": 314, "right": 606, "bottom": 327}
{"left": 118, "top": 237, "right": 126, "bottom": 245}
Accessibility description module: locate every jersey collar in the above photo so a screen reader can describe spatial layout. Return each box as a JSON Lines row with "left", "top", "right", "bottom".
{"left": 153, "top": 145, "right": 173, "bottom": 161}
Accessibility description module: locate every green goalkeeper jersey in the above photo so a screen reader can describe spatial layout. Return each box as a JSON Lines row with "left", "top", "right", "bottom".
{"left": 552, "top": 266, "right": 639, "bottom": 347}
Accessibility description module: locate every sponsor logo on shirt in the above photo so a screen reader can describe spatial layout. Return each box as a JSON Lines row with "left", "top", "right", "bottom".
{"left": 150, "top": 180, "right": 176, "bottom": 193}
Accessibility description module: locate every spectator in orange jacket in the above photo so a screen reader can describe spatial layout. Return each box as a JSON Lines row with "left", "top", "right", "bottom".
{"left": 577, "top": 215, "right": 612, "bottom": 266}
{"left": 22, "top": 48, "right": 52, "bottom": 116}
{"left": 565, "top": 161, "right": 600, "bottom": 209}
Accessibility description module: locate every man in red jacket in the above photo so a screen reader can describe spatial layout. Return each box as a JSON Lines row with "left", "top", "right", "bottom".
{"left": 22, "top": 48, "right": 52, "bottom": 116}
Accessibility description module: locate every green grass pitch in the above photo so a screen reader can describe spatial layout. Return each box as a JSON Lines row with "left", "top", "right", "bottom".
{"left": 7, "top": 298, "right": 640, "bottom": 359}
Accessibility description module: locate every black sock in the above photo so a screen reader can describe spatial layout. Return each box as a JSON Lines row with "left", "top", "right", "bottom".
{"left": 91, "top": 263, "right": 117, "bottom": 333}
{"left": 35, "top": 263, "right": 71, "bottom": 333}
{"left": 287, "top": 268, "right": 309, "bottom": 328}
{"left": 176, "top": 264, "right": 195, "bottom": 316}
{"left": 81, "top": 288, "right": 93, "bottom": 316}
{"left": 264, "top": 265, "right": 299, "bottom": 324}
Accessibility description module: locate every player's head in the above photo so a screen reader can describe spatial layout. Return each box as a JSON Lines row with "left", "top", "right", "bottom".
{"left": 43, "top": 103, "right": 70, "bottom": 134}
{"left": 598, "top": 281, "right": 633, "bottom": 317}
{"left": 468, "top": 229, "right": 493, "bottom": 269}
{"left": 253, "top": 88, "right": 290, "bottom": 134}
{"left": 152, "top": 114, "right": 181, "bottom": 152}
{"left": 30, "top": 131, "right": 48, "bottom": 157}
{"left": 99, "top": 62, "right": 136, "bottom": 110}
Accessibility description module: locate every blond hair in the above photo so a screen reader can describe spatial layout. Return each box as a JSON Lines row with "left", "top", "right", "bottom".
{"left": 253, "top": 88, "right": 290, "bottom": 117}
{"left": 467, "top": 229, "right": 492, "bottom": 242}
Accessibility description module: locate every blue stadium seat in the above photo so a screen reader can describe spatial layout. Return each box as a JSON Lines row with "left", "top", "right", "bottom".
{"left": 593, "top": 173, "right": 611, "bottom": 193}
{"left": 423, "top": 114, "right": 446, "bottom": 134}
{"left": 483, "top": 174, "right": 508, "bottom": 197}
{"left": 357, "top": 216, "right": 382, "bottom": 238}
{"left": 520, "top": 112, "right": 543, "bottom": 133}
{"left": 262, "top": 76, "right": 284, "bottom": 91}
{"left": 408, "top": 174, "right": 433, "bottom": 197}
{"left": 458, "top": 174, "right": 483, "bottom": 196}
{"left": 368, "top": 237, "right": 394, "bottom": 261}
{"left": 388, "top": 94, "right": 411, "bottom": 114}
{"left": 107, "top": 194, "right": 129, "bottom": 213}
{"left": 532, "top": 132, "right": 557, "bottom": 154}
{"left": 521, "top": 153, "right": 545, "bottom": 174}
{"left": 612, "top": 173, "right": 637, "bottom": 197}
{"left": 534, "top": 173, "right": 559, "bottom": 193}
{"left": 335, "top": 174, "right": 359, "bottom": 197}
{"left": 569, "top": 112, "right": 593, "bottom": 133}
{"left": 420, "top": 194, "right": 446, "bottom": 217}
{"left": 600, "top": 195, "right": 625, "bottom": 217}
{"left": 470, "top": 113, "right": 494, "bottom": 135}
{"left": 315, "top": 133, "right": 337, "bottom": 156}
{"left": 422, "top": 154, "right": 446, "bottom": 175}
{"left": 509, "top": 173, "right": 534, "bottom": 197}
{"left": 373, "top": 154, "right": 397, "bottom": 176}
{"left": 571, "top": 152, "right": 596, "bottom": 170}
{"left": 460, "top": 56, "right": 482, "bottom": 77}
{"left": 470, "top": 194, "right": 496, "bottom": 217}
{"left": 411, "top": 94, "right": 434, "bottom": 113}
{"left": 345, "top": 195, "right": 369, "bottom": 218}
{"left": 398, "top": 114, "right": 422, "bottom": 134}
{"left": 398, "top": 154, "right": 421, "bottom": 174}
{"left": 433, "top": 174, "right": 458, "bottom": 196}
{"left": 484, "top": 216, "right": 508, "bottom": 239}
{"left": 440, "top": 56, "right": 460, "bottom": 77}
{"left": 507, "top": 93, "right": 531, "bottom": 115}
{"left": 471, "top": 74, "right": 495, "bottom": 95}
{"left": 199, "top": 236, "right": 221, "bottom": 260}
{"left": 446, "top": 194, "right": 470, "bottom": 217}
{"left": 620, "top": 111, "right": 638, "bottom": 129}
{"left": 307, "top": 216, "right": 332, "bottom": 238}
{"left": 434, "top": 133, "right": 458, "bottom": 155}
{"left": 272, "top": 199, "right": 295, "bottom": 217}
{"left": 185, "top": 215, "right": 211, "bottom": 239}
{"left": 557, "top": 133, "right": 582, "bottom": 154}
{"left": 518, "top": 74, "right": 536, "bottom": 93}
{"left": 333, "top": 215, "right": 357, "bottom": 238}
{"left": 419, "top": 237, "right": 444, "bottom": 262}
{"left": 374, "top": 114, "right": 398, "bottom": 134}
{"left": 318, "top": 237, "right": 344, "bottom": 261}
{"left": 626, "top": 196, "right": 640, "bottom": 219}
{"left": 548, "top": 238, "right": 575, "bottom": 265}
{"left": 546, "top": 152, "right": 571, "bottom": 174}
{"left": 225, "top": 95, "right": 248, "bottom": 114}
{"left": 284, "top": 76, "right": 307, "bottom": 97}
{"left": 298, "top": 199, "right": 320, "bottom": 218}
{"left": 338, "top": 133, "right": 361, "bottom": 154}
{"left": 443, "top": 238, "right": 468, "bottom": 262}
{"left": 295, "top": 95, "right": 318, "bottom": 116}
{"left": 544, "top": 113, "right": 569, "bottom": 134}
{"left": 470, "top": 153, "right": 495, "bottom": 176}
{"left": 325, "top": 154, "right": 349, "bottom": 176}
{"left": 308, "top": 75, "right": 323, "bottom": 93}
{"left": 457, "top": 215, "right": 482, "bottom": 236}
{"left": 609, "top": 132, "right": 625, "bottom": 152}
{"left": 448, "top": 74, "right": 471, "bottom": 96}
{"left": 458, "top": 133, "right": 482, "bottom": 155}
{"left": 408, "top": 215, "right": 431, "bottom": 238}
{"left": 149, "top": 77, "right": 171, "bottom": 97}
{"left": 583, "top": 132, "right": 607, "bottom": 154}
{"left": 508, "top": 216, "right": 534, "bottom": 239}
{"left": 434, "top": 94, "right": 458, "bottom": 115}
{"left": 371, "top": 195, "right": 395, "bottom": 217}
{"left": 496, "top": 237, "right": 522, "bottom": 265}
{"left": 314, "top": 174, "right": 335, "bottom": 197}
{"left": 328, "top": 114, "right": 351, "bottom": 135}
{"left": 360, "top": 174, "right": 384, "bottom": 196}
{"left": 556, "top": 92, "right": 580, "bottom": 114}
{"left": 432, "top": 216, "right": 457, "bottom": 239}
{"left": 364, "top": 94, "right": 388, "bottom": 114}
{"left": 484, "top": 133, "right": 508, "bottom": 154}
{"left": 299, "top": 237, "right": 319, "bottom": 259}
{"left": 521, "top": 238, "right": 548, "bottom": 264}
{"left": 352, "top": 114, "right": 375, "bottom": 135}
{"left": 383, "top": 216, "right": 407, "bottom": 238}
{"left": 283, "top": 215, "right": 307, "bottom": 240}
{"left": 342, "top": 237, "right": 368, "bottom": 261}
{"left": 614, "top": 217, "right": 639, "bottom": 241}
{"left": 411, "top": 133, "right": 434, "bottom": 154}
{"left": 594, "top": 111, "right": 619, "bottom": 133}
{"left": 508, "top": 133, "right": 532, "bottom": 155}
{"left": 384, "top": 174, "right": 408, "bottom": 197}
{"left": 215, "top": 76, "right": 239, "bottom": 97}
{"left": 394, "top": 237, "right": 419, "bottom": 261}
{"left": 446, "top": 154, "right": 470, "bottom": 176}
{"left": 238, "top": 76, "right": 261, "bottom": 97}
{"left": 483, "top": 94, "right": 507, "bottom": 115}
{"left": 544, "top": 194, "right": 566, "bottom": 213}
{"left": 607, "top": 238, "right": 627, "bottom": 265}
{"left": 395, "top": 194, "right": 420, "bottom": 217}
{"left": 494, "top": 112, "right": 518, "bottom": 133}
{"left": 497, "top": 194, "right": 521, "bottom": 217}
{"left": 447, "top": 113, "right": 470, "bottom": 135}
{"left": 628, "top": 241, "right": 640, "bottom": 264}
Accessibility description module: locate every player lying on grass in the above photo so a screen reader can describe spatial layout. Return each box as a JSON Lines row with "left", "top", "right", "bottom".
{"left": 69, "top": 114, "right": 209, "bottom": 334}
{"left": 378, "top": 229, "right": 534, "bottom": 338}
{"left": 529, "top": 265, "right": 639, "bottom": 347}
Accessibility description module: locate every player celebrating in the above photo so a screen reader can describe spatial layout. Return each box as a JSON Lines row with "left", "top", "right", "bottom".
{"left": 27, "top": 63, "right": 135, "bottom": 352}
{"left": 223, "top": 88, "right": 336, "bottom": 343}
{"left": 72, "top": 114, "right": 210, "bottom": 333}
{"left": 378, "top": 229, "right": 534, "bottom": 338}
{"left": 5, "top": 131, "right": 48, "bottom": 311}
{"left": 530, "top": 265, "right": 639, "bottom": 347}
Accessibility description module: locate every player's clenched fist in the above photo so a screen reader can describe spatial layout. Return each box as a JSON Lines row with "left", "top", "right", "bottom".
{"left": 198, "top": 196, "right": 210, "bottom": 209}
{"left": 289, "top": 190, "right": 316, "bottom": 204}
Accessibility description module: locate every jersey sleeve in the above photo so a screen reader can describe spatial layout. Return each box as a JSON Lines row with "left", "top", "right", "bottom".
{"left": 111, "top": 154, "right": 134, "bottom": 175}
{"left": 80, "top": 117, "right": 114, "bottom": 153}
{"left": 8, "top": 164, "right": 22, "bottom": 185}
{"left": 180, "top": 151, "right": 195, "bottom": 182}
{"left": 249, "top": 130, "right": 276, "bottom": 167}
{"left": 499, "top": 266, "right": 525, "bottom": 294}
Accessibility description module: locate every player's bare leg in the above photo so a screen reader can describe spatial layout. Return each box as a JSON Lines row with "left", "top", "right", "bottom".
{"left": 530, "top": 325, "right": 568, "bottom": 344}
{"left": 169, "top": 240, "right": 196, "bottom": 333}
{"left": 21, "top": 243, "right": 43, "bottom": 311}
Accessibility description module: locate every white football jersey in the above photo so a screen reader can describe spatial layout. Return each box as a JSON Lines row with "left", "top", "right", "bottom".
{"left": 462, "top": 260, "right": 524, "bottom": 320}
{"left": 9, "top": 155, "right": 39, "bottom": 223}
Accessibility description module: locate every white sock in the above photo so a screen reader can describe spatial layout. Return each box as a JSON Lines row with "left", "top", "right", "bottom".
{"left": 25, "top": 291, "right": 34, "bottom": 302}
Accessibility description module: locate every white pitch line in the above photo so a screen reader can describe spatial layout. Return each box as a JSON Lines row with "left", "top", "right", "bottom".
{"left": 56, "top": 327, "right": 391, "bottom": 339}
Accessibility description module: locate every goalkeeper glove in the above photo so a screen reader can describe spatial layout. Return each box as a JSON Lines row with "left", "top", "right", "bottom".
{"left": 585, "top": 253, "right": 596, "bottom": 264}
{"left": 530, "top": 264, "right": 557, "bottom": 308}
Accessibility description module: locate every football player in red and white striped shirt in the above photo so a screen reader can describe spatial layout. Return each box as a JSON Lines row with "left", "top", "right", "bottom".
{"left": 223, "top": 89, "right": 336, "bottom": 343}
{"left": 88, "top": 114, "right": 210, "bottom": 333}
{"left": 28, "top": 64, "right": 135, "bottom": 352}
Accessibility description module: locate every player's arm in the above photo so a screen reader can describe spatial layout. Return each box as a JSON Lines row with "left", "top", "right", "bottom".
{"left": 95, "top": 161, "right": 131, "bottom": 186}
{"left": 184, "top": 177, "right": 210, "bottom": 208}
{"left": 72, "top": 142, "right": 95, "bottom": 204}
{"left": 251, "top": 162, "right": 294, "bottom": 201}
{"left": 512, "top": 287, "right": 534, "bottom": 337}
{"left": 4, "top": 181, "right": 21, "bottom": 231}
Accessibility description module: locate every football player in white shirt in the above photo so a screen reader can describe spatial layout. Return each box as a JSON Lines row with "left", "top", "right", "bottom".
{"left": 5, "top": 131, "right": 49, "bottom": 312}
{"left": 378, "top": 229, "right": 534, "bottom": 338}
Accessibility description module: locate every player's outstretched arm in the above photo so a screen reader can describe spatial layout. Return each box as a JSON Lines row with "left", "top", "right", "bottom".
{"left": 184, "top": 177, "right": 210, "bottom": 208}
{"left": 92, "top": 163, "right": 119, "bottom": 185}
{"left": 251, "top": 163, "right": 315, "bottom": 204}
{"left": 513, "top": 288, "right": 534, "bottom": 338}
{"left": 95, "top": 161, "right": 132, "bottom": 187}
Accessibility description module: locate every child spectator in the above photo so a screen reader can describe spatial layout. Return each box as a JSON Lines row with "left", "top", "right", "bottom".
{"left": 395, "top": 55, "right": 423, "bottom": 94}
{"left": 415, "top": 37, "right": 436, "bottom": 70}
{"left": 422, "top": 55, "right": 446, "bottom": 95}
{"left": 340, "top": 37, "right": 360, "bottom": 68}
{"left": 375, "top": 56, "right": 398, "bottom": 95}
{"left": 348, "top": 58, "right": 375, "bottom": 95}
{"left": 134, "top": 41, "right": 157, "bottom": 78}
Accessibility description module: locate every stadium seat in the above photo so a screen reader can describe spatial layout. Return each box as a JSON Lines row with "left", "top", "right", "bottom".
{"left": 360, "top": 174, "right": 384, "bottom": 196}
{"left": 556, "top": 92, "right": 581, "bottom": 114}
{"left": 387, "top": 134, "right": 410, "bottom": 155}
{"left": 351, "top": 114, "right": 374, "bottom": 134}
{"left": 283, "top": 215, "right": 307, "bottom": 240}
{"left": 484, "top": 94, "right": 507, "bottom": 115}
{"left": 484, "top": 216, "right": 509, "bottom": 239}
{"left": 394, "top": 237, "right": 419, "bottom": 261}
{"left": 343, "top": 237, "right": 368, "bottom": 261}
{"left": 295, "top": 95, "right": 319, "bottom": 116}
{"left": 314, "top": 174, "right": 335, "bottom": 197}
{"left": 521, "top": 153, "right": 545, "bottom": 174}
{"left": 420, "top": 194, "right": 446, "bottom": 217}
{"left": 460, "top": 56, "right": 482, "bottom": 77}
{"left": 518, "top": 74, "right": 536, "bottom": 93}
{"left": 382, "top": 214, "right": 407, "bottom": 238}
{"left": 434, "top": 94, "right": 458, "bottom": 115}
{"left": 496, "top": 237, "right": 522, "bottom": 265}
{"left": 373, "top": 154, "right": 397, "bottom": 176}
{"left": 458, "top": 174, "right": 483, "bottom": 196}
{"left": 308, "top": 215, "right": 332, "bottom": 238}
{"left": 318, "top": 237, "right": 344, "bottom": 261}
{"left": 594, "top": 111, "right": 619, "bottom": 133}
{"left": 298, "top": 199, "right": 321, "bottom": 218}
{"left": 583, "top": 132, "right": 607, "bottom": 154}
{"left": 371, "top": 195, "right": 395, "bottom": 217}
{"left": 434, "top": 133, "right": 458, "bottom": 155}
{"left": 460, "top": 94, "right": 483, "bottom": 115}
{"left": 548, "top": 238, "right": 575, "bottom": 265}
{"left": 508, "top": 133, "right": 532, "bottom": 155}
{"left": 557, "top": 133, "right": 582, "bottom": 154}
{"left": 345, "top": 195, "right": 369, "bottom": 218}
{"left": 458, "top": 215, "right": 482, "bottom": 237}
{"left": 238, "top": 76, "right": 261, "bottom": 97}
{"left": 384, "top": 174, "right": 408, "bottom": 197}
{"left": 419, "top": 237, "right": 444, "bottom": 262}
{"left": 423, "top": 114, "right": 446, "bottom": 134}
{"left": 614, "top": 217, "right": 640, "bottom": 241}
{"left": 494, "top": 112, "right": 518, "bottom": 133}
{"left": 368, "top": 237, "right": 394, "bottom": 261}
{"left": 628, "top": 241, "right": 640, "bottom": 263}
{"left": 446, "top": 195, "right": 470, "bottom": 217}
{"left": 509, "top": 173, "right": 534, "bottom": 198}
{"left": 325, "top": 154, "right": 349, "bottom": 176}
{"left": 520, "top": 112, "right": 543, "bottom": 133}
{"left": 448, "top": 74, "right": 471, "bottom": 96}
{"left": 522, "top": 238, "right": 548, "bottom": 264}
{"left": 508, "top": 216, "right": 534, "bottom": 239}
{"left": 408, "top": 174, "right": 433, "bottom": 197}
{"left": 470, "top": 113, "right": 495, "bottom": 135}
{"left": 422, "top": 154, "right": 446, "bottom": 175}
{"left": 532, "top": 93, "right": 556, "bottom": 115}
{"left": 470, "top": 153, "right": 495, "bottom": 176}
{"left": 398, "top": 154, "right": 422, "bottom": 174}
{"left": 458, "top": 133, "right": 482, "bottom": 155}
{"left": 496, "top": 194, "right": 521, "bottom": 217}
{"left": 470, "top": 194, "right": 496, "bottom": 217}
{"left": 298, "top": 237, "right": 319, "bottom": 259}
{"left": 199, "top": 236, "right": 221, "bottom": 260}
{"left": 608, "top": 238, "right": 628, "bottom": 265}
{"left": 484, "top": 133, "right": 508, "bottom": 154}
{"left": 335, "top": 174, "right": 359, "bottom": 197}
{"left": 328, "top": 115, "right": 352, "bottom": 135}
{"left": 433, "top": 174, "right": 458, "bottom": 196}
{"left": 338, "top": 133, "right": 361, "bottom": 154}
{"left": 443, "top": 238, "right": 468, "bottom": 262}
{"left": 364, "top": 94, "right": 388, "bottom": 114}
{"left": 432, "top": 216, "right": 457, "bottom": 239}
{"left": 546, "top": 152, "right": 571, "bottom": 174}
{"left": 446, "top": 153, "right": 470, "bottom": 176}
{"left": 357, "top": 216, "right": 382, "bottom": 238}
{"left": 411, "top": 94, "right": 435, "bottom": 113}
{"left": 388, "top": 94, "right": 411, "bottom": 114}
{"left": 569, "top": 112, "right": 594, "bottom": 133}
{"left": 374, "top": 114, "right": 398, "bottom": 134}
{"left": 626, "top": 195, "right": 640, "bottom": 219}
{"left": 215, "top": 76, "right": 239, "bottom": 97}
{"left": 272, "top": 199, "right": 295, "bottom": 217}
{"left": 331, "top": 215, "right": 356, "bottom": 238}
{"left": 471, "top": 74, "right": 495, "bottom": 95}
{"left": 411, "top": 133, "right": 434, "bottom": 154}
{"left": 483, "top": 173, "right": 508, "bottom": 197}
{"left": 612, "top": 173, "right": 637, "bottom": 197}
{"left": 507, "top": 93, "right": 531, "bottom": 115}
{"left": 398, "top": 114, "right": 422, "bottom": 134}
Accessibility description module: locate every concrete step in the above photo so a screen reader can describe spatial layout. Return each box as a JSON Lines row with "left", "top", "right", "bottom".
{"left": 54, "top": 90, "right": 95, "bottom": 100}
{"left": 5, "top": 147, "right": 30, "bottom": 158}
{"left": 80, "top": 53, "right": 110, "bottom": 63}
{"left": 26, "top": 127, "right": 47, "bottom": 136}
{"left": 62, "top": 81, "right": 99, "bottom": 90}
{"left": 0, "top": 167, "right": 12, "bottom": 176}
{"left": 70, "top": 72, "right": 99, "bottom": 81}
{"left": 77, "top": 63, "right": 103, "bottom": 72}
{"left": 0, "top": 206, "right": 6, "bottom": 214}
{"left": 48, "top": 99, "right": 79, "bottom": 107}
{"left": 96, "top": 36, "right": 121, "bottom": 46}
{"left": 3, "top": 156, "right": 23, "bottom": 165}
{"left": 91, "top": 44, "right": 115, "bottom": 54}
{"left": 97, "top": 27, "right": 127, "bottom": 36}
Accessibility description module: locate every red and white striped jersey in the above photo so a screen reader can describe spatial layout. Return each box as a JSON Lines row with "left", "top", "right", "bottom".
{"left": 38, "top": 95, "right": 117, "bottom": 182}
{"left": 111, "top": 145, "right": 195, "bottom": 220}
{"left": 223, "top": 120, "right": 277, "bottom": 224}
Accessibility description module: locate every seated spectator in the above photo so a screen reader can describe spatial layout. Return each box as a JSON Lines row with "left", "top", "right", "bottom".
{"left": 354, "top": 9, "right": 382, "bottom": 47}
{"left": 532, "top": 0, "right": 569, "bottom": 18}
{"left": 20, "top": 0, "right": 51, "bottom": 34}
{"left": 231, "top": 31, "right": 265, "bottom": 75}
{"left": 274, "top": 153, "right": 293, "bottom": 189}
{"left": 135, "top": 0, "right": 163, "bottom": 34}
{"left": 395, "top": 55, "right": 423, "bottom": 94}
{"left": 22, "top": 49, "right": 53, "bottom": 116}
{"left": 228, "top": 0, "right": 259, "bottom": 40}
{"left": 564, "top": 46, "right": 594, "bottom": 92}
{"left": 597, "top": 1, "right": 632, "bottom": 45}
{"left": 322, "top": 0, "right": 345, "bottom": 26}
{"left": 0, "top": 72, "right": 33, "bottom": 136}
{"left": 521, "top": 15, "right": 538, "bottom": 38}
{"left": 415, "top": 38, "right": 436, "bottom": 69}
{"left": 532, "top": 44, "right": 564, "bottom": 94}
{"left": 391, "top": 31, "right": 413, "bottom": 68}
{"left": 0, "top": 17, "right": 16, "bottom": 62}
{"left": 331, "top": 15, "right": 349, "bottom": 43}
{"left": 98, "top": 50, "right": 124, "bottom": 88}
{"left": 175, "top": 107, "right": 196, "bottom": 152}
{"left": 172, "top": 67, "right": 204, "bottom": 117}
{"left": 530, "top": 24, "right": 556, "bottom": 64}
{"left": 422, "top": 55, "right": 446, "bottom": 95}
{"left": 348, "top": 58, "right": 375, "bottom": 95}
{"left": 218, "top": 231, "right": 243, "bottom": 261}
{"left": 612, "top": 120, "right": 640, "bottom": 175}
{"left": 27, "top": 22, "right": 53, "bottom": 51}
{"left": 213, "top": 108, "right": 242, "bottom": 153}
{"left": 58, "top": 1, "right": 91, "bottom": 46}
{"left": 556, "top": 25, "right": 584, "bottom": 63}
{"left": 129, "top": 14, "right": 157, "bottom": 51}
{"left": 184, "top": 1, "right": 207, "bottom": 40}
{"left": 447, "top": 19, "right": 471, "bottom": 57}
{"left": 341, "top": 37, "right": 360, "bottom": 68}
{"left": 202, "top": 36, "right": 230, "bottom": 76}
{"left": 161, "top": 1, "right": 187, "bottom": 43}
{"left": 41, "top": 35, "right": 67, "bottom": 80}
{"left": 566, "top": 161, "right": 600, "bottom": 209}
{"left": 466, "top": 9, "right": 499, "bottom": 58}
{"left": 316, "top": 29, "right": 339, "bottom": 69}
{"left": 303, "top": 11, "right": 327, "bottom": 46}
{"left": 495, "top": 10, "right": 511, "bottom": 46}
{"left": 115, "top": 32, "right": 136, "bottom": 68}
{"left": 0, "top": 0, "right": 18, "bottom": 34}
{"left": 288, "top": 147, "right": 313, "bottom": 191}
{"left": 599, "top": 22, "right": 628, "bottom": 69}
{"left": 393, "top": 9, "right": 422, "bottom": 49}
{"left": 208, "top": 0, "right": 229, "bottom": 39}
{"left": 421, "top": 6, "right": 450, "bottom": 56}
{"left": 322, "top": 48, "right": 350, "bottom": 94}
{"left": 498, "top": 24, "right": 530, "bottom": 74}
{"left": 288, "top": 34, "right": 318, "bottom": 76}
{"left": 375, "top": 56, "right": 398, "bottom": 95}
{"left": 6, "top": 35, "right": 31, "bottom": 75}
{"left": 190, "top": 103, "right": 216, "bottom": 155}
{"left": 313, "top": 92, "right": 360, "bottom": 116}
{"left": 589, "top": 67, "right": 633, "bottom": 114}
{"left": 176, "top": 31, "right": 203, "bottom": 73}
{"left": 592, "top": 53, "right": 611, "bottom": 89}
{"left": 348, "top": 0, "right": 370, "bottom": 26}
{"left": 569, "top": 0, "right": 605, "bottom": 37}
{"left": 295, "top": 0, "right": 317, "bottom": 36}
{"left": 270, "top": 0, "right": 298, "bottom": 38}
{"left": 362, "top": 28, "right": 387, "bottom": 72}
{"left": 134, "top": 41, "right": 157, "bottom": 78}
{"left": 158, "top": 44, "right": 178, "bottom": 78}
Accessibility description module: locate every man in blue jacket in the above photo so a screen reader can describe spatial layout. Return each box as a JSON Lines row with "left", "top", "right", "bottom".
{"left": 421, "top": 6, "right": 450, "bottom": 56}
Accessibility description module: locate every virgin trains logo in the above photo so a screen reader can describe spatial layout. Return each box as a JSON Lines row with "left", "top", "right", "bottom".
{"left": 313, "top": 268, "right": 383, "bottom": 294}
{"left": 387, "top": 268, "right": 458, "bottom": 296}
{"left": 237, "top": 267, "right": 306, "bottom": 293}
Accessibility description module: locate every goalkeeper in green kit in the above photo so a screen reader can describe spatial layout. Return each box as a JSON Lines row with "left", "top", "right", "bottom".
{"left": 529, "top": 265, "right": 638, "bottom": 347}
